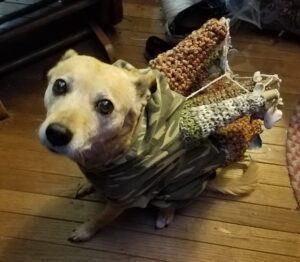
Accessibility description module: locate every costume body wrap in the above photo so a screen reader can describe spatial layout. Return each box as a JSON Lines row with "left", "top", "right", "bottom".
{"left": 79, "top": 18, "right": 282, "bottom": 209}
{"left": 80, "top": 66, "right": 268, "bottom": 209}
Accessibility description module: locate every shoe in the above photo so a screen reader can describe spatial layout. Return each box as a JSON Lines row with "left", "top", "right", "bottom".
{"left": 166, "top": 0, "right": 228, "bottom": 42}
{"left": 144, "top": 36, "right": 175, "bottom": 61}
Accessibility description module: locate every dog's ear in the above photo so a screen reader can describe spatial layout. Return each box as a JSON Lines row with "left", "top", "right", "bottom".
{"left": 61, "top": 49, "right": 79, "bottom": 61}
{"left": 134, "top": 70, "right": 157, "bottom": 100}
{"left": 47, "top": 49, "right": 79, "bottom": 80}
{"left": 113, "top": 60, "right": 157, "bottom": 95}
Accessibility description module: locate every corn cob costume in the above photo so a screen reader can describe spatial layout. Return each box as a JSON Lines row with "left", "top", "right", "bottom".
{"left": 81, "top": 18, "right": 282, "bottom": 210}
{"left": 150, "top": 18, "right": 283, "bottom": 162}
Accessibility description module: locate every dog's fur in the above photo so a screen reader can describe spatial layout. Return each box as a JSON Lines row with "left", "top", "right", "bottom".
{"left": 39, "top": 50, "right": 256, "bottom": 242}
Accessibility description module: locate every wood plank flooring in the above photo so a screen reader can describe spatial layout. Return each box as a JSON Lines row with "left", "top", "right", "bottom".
{"left": 0, "top": 0, "right": 299, "bottom": 261}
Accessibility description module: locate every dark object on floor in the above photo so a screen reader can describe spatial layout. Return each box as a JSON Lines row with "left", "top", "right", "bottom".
{"left": 0, "top": 100, "right": 9, "bottom": 121}
{"left": 261, "top": 0, "right": 300, "bottom": 37}
{"left": 167, "top": 0, "right": 228, "bottom": 41}
{"left": 144, "top": 36, "right": 175, "bottom": 61}
{"left": 0, "top": 0, "right": 123, "bottom": 75}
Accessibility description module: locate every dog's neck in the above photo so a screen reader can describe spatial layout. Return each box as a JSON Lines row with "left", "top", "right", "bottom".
{"left": 72, "top": 107, "right": 144, "bottom": 172}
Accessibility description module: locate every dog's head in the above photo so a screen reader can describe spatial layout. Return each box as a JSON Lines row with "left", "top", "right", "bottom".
{"left": 39, "top": 50, "right": 156, "bottom": 165}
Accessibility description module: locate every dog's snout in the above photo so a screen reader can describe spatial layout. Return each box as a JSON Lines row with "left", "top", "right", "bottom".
{"left": 46, "top": 123, "right": 73, "bottom": 146}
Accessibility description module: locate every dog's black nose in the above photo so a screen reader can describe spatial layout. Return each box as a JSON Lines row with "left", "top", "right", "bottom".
{"left": 46, "top": 123, "right": 73, "bottom": 146}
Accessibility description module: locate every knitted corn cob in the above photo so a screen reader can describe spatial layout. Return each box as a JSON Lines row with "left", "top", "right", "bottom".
{"left": 149, "top": 18, "right": 282, "bottom": 164}
{"left": 189, "top": 73, "right": 281, "bottom": 105}
{"left": 216, "top": 116, "right": 262, "bottom": 162}
{"left": 180, "top": 93, "right": 265, "bottom": 145}
{"left": 180, "top": 72, "right": 281, "bottom": 162}
{"left": 149, "top": 18, "right": 227, "bottom": 96}
{"left": 190, "top": 77, "right": 246, "bottom": 105}
{"left": 187, "top": 76, "right": 263, "bottom": 161}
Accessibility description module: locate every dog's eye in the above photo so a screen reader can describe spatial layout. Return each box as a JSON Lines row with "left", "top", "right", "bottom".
{"left": 53, "top": 79, "right": 67, "bottom": 95}
{"left": 95, "top": 99, "right": 114, "bottom": 115}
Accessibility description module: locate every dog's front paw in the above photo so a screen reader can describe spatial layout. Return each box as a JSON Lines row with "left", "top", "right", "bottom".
{"left": 68, "top": 222, "right": 98, "bottom": 242}
{"left": 155, "top": 208, "right": 175, "bottom": 229}
{"left": 75, "top": 180, "right": 94, "bottom": 198}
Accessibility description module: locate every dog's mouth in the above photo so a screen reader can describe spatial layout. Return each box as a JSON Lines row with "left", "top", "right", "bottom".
{"left": 39, "top": 116, "right": 132, "bottom": 167}
{"left": 40, "top": 138, "right": 74, "bottom": 155}
{"left": 39, "top": 125, "right": 94, "bottom": 159}
{"left": 48, "top": 145, "right": 71, "bottom": 154}
{"left": 48, "top": 147, "right": 58, "bottom": 153}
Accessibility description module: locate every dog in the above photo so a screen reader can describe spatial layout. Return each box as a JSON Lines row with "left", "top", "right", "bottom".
{"left": 39, "top": 50, "right": 258, "bottom": 242}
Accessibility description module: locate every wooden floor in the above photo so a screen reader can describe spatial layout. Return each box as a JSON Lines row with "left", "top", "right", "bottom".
{"left": 1, "top": 0, "right": 300, "bottom": 261}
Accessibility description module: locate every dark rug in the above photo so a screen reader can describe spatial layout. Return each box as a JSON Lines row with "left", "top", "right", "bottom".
{"left": 286, "top": 99, "right": 300, "bottom": 207}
